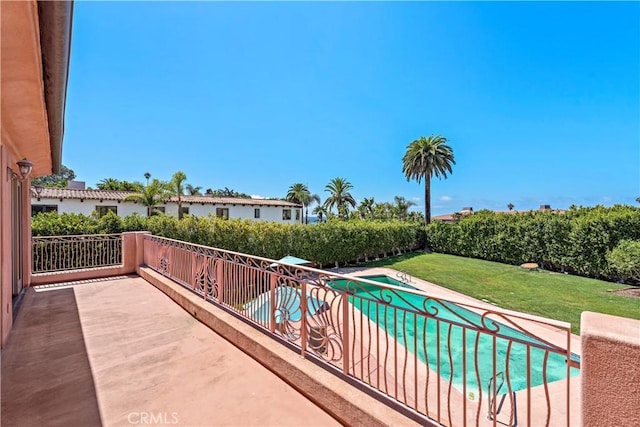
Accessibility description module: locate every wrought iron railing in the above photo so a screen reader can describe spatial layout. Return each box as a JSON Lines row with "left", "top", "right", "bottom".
{"left": 32, "top": 234, "right": 123, "bottom": 273}
{"left": 143, "top": 234, "right": 577, "bottom": 426}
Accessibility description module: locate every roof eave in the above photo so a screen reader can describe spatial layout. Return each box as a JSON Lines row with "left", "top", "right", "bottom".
{"left": 37, "top": 0, "right": 74, "bottom": 175}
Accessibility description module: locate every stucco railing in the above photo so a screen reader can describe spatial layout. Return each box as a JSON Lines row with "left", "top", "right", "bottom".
{"left": 32, "top": 234, "right": 123, "bottom": 273}
{"left": 143, "top": 234, "right": 578, "bottom": 427}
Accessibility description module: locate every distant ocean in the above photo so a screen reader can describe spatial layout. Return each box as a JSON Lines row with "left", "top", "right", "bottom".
{"left": 308, "top": 215, "right": 319, "bottom": 224}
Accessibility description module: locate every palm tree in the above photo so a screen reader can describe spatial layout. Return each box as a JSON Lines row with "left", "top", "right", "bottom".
{"left": 312, "top": 205, "right": 327, "bottom": 223}
{"left": 124, "top": 179, "right": 169, "bottom": 217}
{"left": 97, "top": 178, "right": 121, "bottom": 190}
{"left": 358, "top": 197, "right": 375, "bottom": 219}
{"left": 170, "top": 171, "right": 188, "bottom": 219}
{"left": 185, "top": 184, "right": 202, "bottom": 196}
{"left": 144, "top": 172, "right": 151, "bottom": 186}
{"left": 393, "top": 196, "right": 416, "bottom": 220}
{"left": 636, "top": 197, "right": 640, "bottom": 204}
{"left": 286, "top": 183, "right": 311, "bottom": 224}
{"left": 507, "top": 203, "right": 515, "bottom": 211}
{"left": 323, "top": 177, "right": 356, "bottom": 220}
{"left": 301, "top": 193, "right": 321, "bottom": 224}
{"left": 402, "top": 135, "right": 455, "bottom": 226}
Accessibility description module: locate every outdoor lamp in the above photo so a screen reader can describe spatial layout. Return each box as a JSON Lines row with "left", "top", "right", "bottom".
{"left": 16, "top": 159, "right": 33, "bottom": 180}
{"left": 34, "top": 185, "right": 43, "bottom": 201}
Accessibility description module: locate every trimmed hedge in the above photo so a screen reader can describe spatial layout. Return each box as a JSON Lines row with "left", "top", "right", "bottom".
{"left": 31, "top": 212, "right": 426, "bottom": 267}
{"left": 426, "top": 205, "right": 640, "bottom": 281}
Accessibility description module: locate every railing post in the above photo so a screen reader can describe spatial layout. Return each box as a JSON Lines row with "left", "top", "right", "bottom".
{"left": 342, "top": 292, "right": 350, "bottom": 376}
{"left": 270, "top": 272, "right": 277, "bottom": 333}
{"left": 216, "top": 258, "right": 224, "bottom": 304}
{"left": 300, "top": 280, "right": 307, "bottom": 357}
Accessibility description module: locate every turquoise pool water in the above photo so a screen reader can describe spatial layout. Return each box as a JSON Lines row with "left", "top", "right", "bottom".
{"left": 331, "top": 275, "right": 579, "bottom": 396}
{"left": 246, "top": 286, "right": 325, "bottom": 324}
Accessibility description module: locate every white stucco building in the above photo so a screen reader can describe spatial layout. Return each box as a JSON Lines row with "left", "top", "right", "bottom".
{"left": 31, "top": 187, "right": 303, "bottom": 224}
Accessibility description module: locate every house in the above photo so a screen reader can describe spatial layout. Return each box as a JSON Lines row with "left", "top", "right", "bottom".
{"left": 1, "top": 0, "right": 73, "bottom": 345}
{"left": 31, "top": 186, "right": 303, "bottom": 223}
{"left": 3, "top": 2, "right": 638, "bottom": 426}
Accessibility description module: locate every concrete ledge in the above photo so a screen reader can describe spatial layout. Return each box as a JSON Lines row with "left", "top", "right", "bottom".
{"left": 31, "top": 266, "right": 128, "bottom": 285}
{"left": 581, "top": 312, "right": 640, "bottom": 427}
{"left": 139, "top": 267, "right": 427, "bottom": 427}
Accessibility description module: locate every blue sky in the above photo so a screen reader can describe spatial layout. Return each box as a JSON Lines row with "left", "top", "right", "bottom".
{"left": 63, "top": 2, "right": 639, "bottom": 215}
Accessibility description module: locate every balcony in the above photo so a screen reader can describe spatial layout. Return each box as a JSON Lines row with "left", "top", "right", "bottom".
{"left": 4, "top": 232, "right": 639, "bottom": 426}
{"left": 2, "top": 275, "right": 338, "bottom": 426}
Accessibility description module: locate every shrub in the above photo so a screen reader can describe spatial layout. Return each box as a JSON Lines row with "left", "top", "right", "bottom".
{"left": 30, "top": 212, "right": 425, "bottom": 267}
{"left": 606, "top": 240, "right": 640, "bottom": 283}
{"left": 426, "top": 205, "right": 640, "bottom": 281}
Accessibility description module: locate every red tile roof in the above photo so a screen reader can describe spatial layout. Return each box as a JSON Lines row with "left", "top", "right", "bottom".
{"left": 32, "top": 187, "right": 301, "bottom": 207}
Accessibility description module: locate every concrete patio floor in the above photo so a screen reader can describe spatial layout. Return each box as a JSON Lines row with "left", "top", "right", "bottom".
{"left": 1, "top": 276, "right": 339, "bottom": 427}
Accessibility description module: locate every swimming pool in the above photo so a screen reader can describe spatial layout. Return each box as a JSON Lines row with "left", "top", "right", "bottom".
{"left": 246, "top": 286, "right": 325, "bottom": 324}
{"left": 331, "top": 274, "right": 579, "bottom": 396}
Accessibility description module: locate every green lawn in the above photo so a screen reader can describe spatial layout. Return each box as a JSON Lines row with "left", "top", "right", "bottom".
{"left": 365, "top": 252, "right": 640, "bottom": 334}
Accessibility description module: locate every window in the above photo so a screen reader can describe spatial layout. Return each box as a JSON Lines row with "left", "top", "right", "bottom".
{"left": 295, "top": 209, "right": 300, "bottom": 221}
{"left": 152, "top": 206, "right": 165, "bottom": 216}
{"left": 282, "top": 209, "right": 291, "bottom": 220}
{"left": 180, "top": 207, "right": 189, "bottom": 216}
{"left": 96, "top": 206, "right": 117, "bottom": 218}
{"left": 254, "top": 208, "right": 260, "bottom": 219}
{"left": 216, "top": 208, "right": 229, "bottom": 219}
{"left": 31, "top": 205, "right": 58, "bottom": 216}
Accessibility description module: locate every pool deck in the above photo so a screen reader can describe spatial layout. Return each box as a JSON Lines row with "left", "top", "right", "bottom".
{"left": 1, "top": 276, "right": 339, "bottom": 427}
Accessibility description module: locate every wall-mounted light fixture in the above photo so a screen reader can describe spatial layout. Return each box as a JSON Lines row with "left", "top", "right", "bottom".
{"left": 7, "top": 158, "right": 34, "bottom": 182}
{"left": 34, "top": 185, "right": 43, "bottom": 201}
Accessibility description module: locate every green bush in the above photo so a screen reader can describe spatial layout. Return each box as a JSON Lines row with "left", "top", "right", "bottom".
{"left": 30, "top": 212, "right": 425, "bottom": 267}
{"left": 426, "top": 205, "right": 640, "bottom": 281}
{"left": 606, "top": 240, "right": 640, "bottom": 283}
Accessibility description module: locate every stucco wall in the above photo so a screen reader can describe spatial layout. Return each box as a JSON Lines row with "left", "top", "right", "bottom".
{"left": 33, "top": 198, "right": 302, "bottom": 224}
{"left": 581, "top": 312, "right": 640, "bottom": 427}
{"left": 33, "top": 197, "right": 148, "bottom": 217}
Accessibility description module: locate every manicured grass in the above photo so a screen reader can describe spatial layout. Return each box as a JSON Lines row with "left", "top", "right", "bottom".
{"left": 365, "top": 252, "right": 640, "bottom": 334}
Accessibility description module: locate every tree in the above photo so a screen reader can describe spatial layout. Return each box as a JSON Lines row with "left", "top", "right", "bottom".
{"left": 323, "top": 177, "right": 356, "bottom": 220}
{"left": 402, "top": 135, "right": 455, "bottom": 226}
{"left": 97, "top": 178, "right": 120, "bottom": 190}
{"left": 144, "top": 172, "right": 151, "bottom": 186}
{"left": 393, "top": 196, "right": 416, "bottom": 220}
{"left": 358, "top": 197, "right": 375, "bottom": 220}
{"left": 96, "top": 178, "right": 142, "bottom": 192}
{"left": 170, "top": 171, "right": 188, "bottom": 219}
{"left": 185, "top": 184, "right": 202, "bottom": 196}
{"left": 302, "top": 193, "right": 321, "bottom": 224}
{"left": 32, "top": 164, "right": 76, "bottom": 188}
{"left": 508, "top": 203, "right": 515, "bottom": 211}
{"left": 312, "top": 205, "right": 327, "bottom": 223}
{"left": 123, "top": 179, "right": 169, "bottom": 217}
{"left": 286, "top": 183, "right": 319, "bottom": 224}
{"left": 636, "top": 197, "right": 640, "bottom": 204}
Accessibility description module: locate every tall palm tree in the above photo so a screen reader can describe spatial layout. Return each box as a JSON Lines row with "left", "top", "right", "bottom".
{"left": 508, "top": 203, "right": 515, "bottom": 211}
{"left": 636, "top": 197, "right": 640, "bottom": 204}
{"left": 124, "top": 179, "right": 169, "bottom": 217}
{"left": 144, "top": 172, "right": 151, "bottom": 186}
{"left": 170, "top": 171, "right": 188, "bottom": 219}
{"left": 185, "top": 184, "right": 202, "bottom": 196}
{"left": 358, "top": 197, "right": 375, "bottom": 219}
{"left": 301, "top": 193, "right": 321, "bottom": 224}
{"left": 312, "top": 205, "right": 327, "bottom": 223}
{"left": 402, "top": 135, "right": 455, "bottom": 226}
{"left": 393, "top": 196, "right": 416, "bottom": 220}
{"left": 323, "top": 177, "right": 356, "bottom": 220}
{"left": 286, "top": 183, "right": 310, "bottom": 224}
